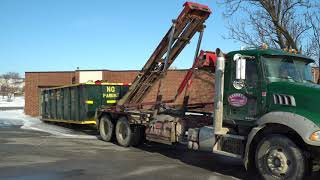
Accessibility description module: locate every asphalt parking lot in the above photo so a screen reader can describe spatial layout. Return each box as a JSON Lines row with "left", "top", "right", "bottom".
{"left": 0, "top": 115, "right": 319, "bottom": 180}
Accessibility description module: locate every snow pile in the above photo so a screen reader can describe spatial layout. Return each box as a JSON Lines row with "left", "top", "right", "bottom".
{"left": 0, "top": 110, "right": 97, "bottom": 139}
{"left": 0, "top": 96, "right": 24, "bottom": 107}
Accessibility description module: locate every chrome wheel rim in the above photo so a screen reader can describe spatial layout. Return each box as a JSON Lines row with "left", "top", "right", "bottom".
{"left": 266, "top": 147, "right": 292, "bottom": 177}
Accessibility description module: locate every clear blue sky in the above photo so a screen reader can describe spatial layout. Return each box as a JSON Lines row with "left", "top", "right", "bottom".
{"left": 0, "top": 0, "right": 241, "bottom": 77}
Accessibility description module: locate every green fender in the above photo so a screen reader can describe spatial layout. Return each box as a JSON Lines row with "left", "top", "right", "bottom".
{"left": 244, "top": 111, "right": 320, "bottom": 169}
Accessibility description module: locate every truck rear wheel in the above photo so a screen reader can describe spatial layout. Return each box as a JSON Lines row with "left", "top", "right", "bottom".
{"left": 99, "top": 115, "right": 114, "bottom": 142}
{"left": 255, "top": 134, "right": 306, "bottom": 180}
{"left": 116, "top": 117, "right": 134, "bottom": 147}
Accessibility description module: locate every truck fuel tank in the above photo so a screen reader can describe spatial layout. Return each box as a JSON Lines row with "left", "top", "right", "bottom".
{"left": 188, "top": 126, "right": 215, "bottom": 152}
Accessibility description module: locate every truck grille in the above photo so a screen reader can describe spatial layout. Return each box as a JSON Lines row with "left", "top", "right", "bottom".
{"left": 273, "top": 94, "right": 296, "bottom": 106}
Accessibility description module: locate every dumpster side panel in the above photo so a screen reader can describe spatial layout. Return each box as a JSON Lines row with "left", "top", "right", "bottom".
{"left": 56, "top": 89, "right": 63, "bottom": 120}
{"left": 63, "top": 87, "right": 71, "bottom": 120}
{"left": 53, "top": 90, "right": 58, "bottom": 119}
{"left": 75, "top": 86, "right": 80, "bottom": 121}
{"left": 41, "top": 90, "right": 49, "bottom": 119}
{"left": 49, "top": 90, "right": 54, "bottom": 119}
{"left": 70, "top": 87, "right": 76, "bottom": 121}
{"left": 46, "top": 90, "right": 50, "bottom": 118}
{"left": 40, "top": 91, "right": 43, "bottom": 117}
{"left": 70, "top": 86, "right": 81, "bottom": 121}
{"left": 85, "top": 85, "right": 102, "bottom": 119}
{"left": 79, "top": 85, "right": 87, "bottom": 121}
{"left": 41, "top": 84, "right": 129, "bottom": 124}
{"left": 120, "top": 85, "right": 129, "bottom": 99}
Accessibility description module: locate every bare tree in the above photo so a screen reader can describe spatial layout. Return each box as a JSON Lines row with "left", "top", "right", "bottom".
{"left": 305, "top": 10, "right": 320, "bottom": 83}
{"left": 1, "top": 72, "right": 20, "bottom": 80}
{"left": 0, "top": 72, "right": 23, "bottom": 101}
{"left": 220, "top": 0, "right": 318, "bottom": 52}
{"left": 306, "top": 11, "right": 320, "bottom": 59}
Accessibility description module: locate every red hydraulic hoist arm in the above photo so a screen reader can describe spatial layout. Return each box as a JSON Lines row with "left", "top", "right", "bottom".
{"left": 117, "top": 2, "right": 212, "bottom": 106}
{"left": 174, "top": 50, "right": 216, "bottom": 101}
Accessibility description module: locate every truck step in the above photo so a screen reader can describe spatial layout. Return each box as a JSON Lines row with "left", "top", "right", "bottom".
{"left": 212, "top": 149, "right": 242, "bottom": 159}
{"left": 220, "top": 134, "right": 246, "bottom": 140}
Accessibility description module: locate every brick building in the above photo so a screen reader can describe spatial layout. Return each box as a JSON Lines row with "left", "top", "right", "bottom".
{"left": 25, "top": 70, "right": 215, "bottom": 117}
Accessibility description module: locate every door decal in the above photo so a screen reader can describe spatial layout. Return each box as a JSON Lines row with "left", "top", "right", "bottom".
{"left": 228, "top": 93, "right": 248, "bottom": 107}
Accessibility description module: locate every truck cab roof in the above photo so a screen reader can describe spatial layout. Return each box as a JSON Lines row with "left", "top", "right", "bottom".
{"left": 227, "top": 48, "right": 315, "bottom": 63}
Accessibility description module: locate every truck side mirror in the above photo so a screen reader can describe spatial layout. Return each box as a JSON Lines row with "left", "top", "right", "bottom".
{"left": 233, "top": 54, "right": 246, "bottom": 80}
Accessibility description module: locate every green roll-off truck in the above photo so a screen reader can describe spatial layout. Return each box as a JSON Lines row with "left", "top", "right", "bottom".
{"left": 95, "top": 2, "right": 320, "bottom": 179}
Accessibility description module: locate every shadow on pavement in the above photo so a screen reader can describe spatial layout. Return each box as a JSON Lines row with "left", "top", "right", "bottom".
{"left": 136, "top": 142, "right": 320, "bottom": 180}
{"left": 137, "top": 142, "right": 256, "bottom": 180}
{"left": 44, "top": 123, "right": 320, "bottom": 180}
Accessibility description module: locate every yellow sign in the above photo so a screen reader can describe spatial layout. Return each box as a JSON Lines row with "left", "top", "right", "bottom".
{"left": 106, "top": 86, "right": 116, "bottom": 93}
{"left": 103, "top": 93, "right": 118, "bottom": 98}
{"left": 103, "top": 86, "right": 119, "bottom": 98}
{"left": 85, "top": 100, "right": 94, "bottom": 104}
{"left": 106, "top": 100, "right": 117, "bottom": 104}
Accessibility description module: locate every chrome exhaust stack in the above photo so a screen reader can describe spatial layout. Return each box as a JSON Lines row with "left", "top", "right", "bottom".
{"left": 187, "top": 48, "right": 227, "bottom": 152}
{"left": 213, "top": 48, "right": 227, "bottom": 135}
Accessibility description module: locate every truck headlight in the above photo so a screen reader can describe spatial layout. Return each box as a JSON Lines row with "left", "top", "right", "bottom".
{"left": 310, "top": 131, "right": 320, "bottom": 141}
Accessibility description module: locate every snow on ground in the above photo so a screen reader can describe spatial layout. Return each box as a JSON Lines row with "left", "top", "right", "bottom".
{"left": 0, "top": 96, "right": 24, "bottom": 107}
{"left": 0, "top": 110, "right": 97, "bottom": 139}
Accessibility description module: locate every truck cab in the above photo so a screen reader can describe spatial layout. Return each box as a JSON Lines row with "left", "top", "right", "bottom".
{"left": 208, "top": 48, "right": 320, "bottom": 179}
{"left": 224, "top": 48, "right": 318, "bottom": 128}
{"left": 94, "top": 1, "right": 320, "bottom": 179}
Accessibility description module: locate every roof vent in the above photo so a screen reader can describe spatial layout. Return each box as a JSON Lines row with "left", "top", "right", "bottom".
{"left": 273, "top": 94, "right": 296, "bottom": 106}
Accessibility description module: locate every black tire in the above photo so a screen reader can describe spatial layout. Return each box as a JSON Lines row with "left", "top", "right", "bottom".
{"left": 116, "top": 117, "right": 134, "bottom": 147}
{"left": 255, "top": 134, "right": 306, "bottom": 180}
{"left": 99, "top": 115, "right": 114, "bottom": 142}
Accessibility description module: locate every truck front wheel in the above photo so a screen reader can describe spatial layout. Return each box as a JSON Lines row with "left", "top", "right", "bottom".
{"left": 99, "top": 115, "right": 114, "bottom": 142}
{"left": 255, "top": 134, "right": 306, "bottom": 180}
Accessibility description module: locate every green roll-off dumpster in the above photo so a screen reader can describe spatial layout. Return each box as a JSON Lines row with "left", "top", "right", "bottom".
{"left": 40, "top": 82, "right": 129, "bottom": 124}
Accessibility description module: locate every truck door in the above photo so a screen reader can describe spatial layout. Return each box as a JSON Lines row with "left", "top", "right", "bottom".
{"left": 225, "top": 56, "right": 262, "bottom": 123}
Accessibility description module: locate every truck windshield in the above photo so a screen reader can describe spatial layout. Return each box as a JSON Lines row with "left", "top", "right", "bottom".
{"left": 262, "top": 56, "right": 314, "bottom": 83}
